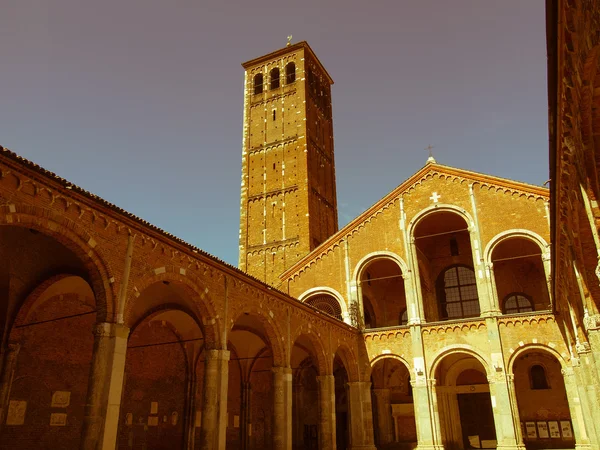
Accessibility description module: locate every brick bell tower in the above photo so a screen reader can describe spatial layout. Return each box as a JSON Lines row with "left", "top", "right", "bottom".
{"left": 238, "top": 41, "right": 338, "bottom": 285}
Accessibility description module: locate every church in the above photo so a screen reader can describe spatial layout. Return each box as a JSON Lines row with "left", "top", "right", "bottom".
{"left": 0, "top": 1, "right": 599, "bottom": 450}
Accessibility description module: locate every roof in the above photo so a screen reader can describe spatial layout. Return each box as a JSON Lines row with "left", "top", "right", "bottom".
{"left": 279, "top": 159, "right": 550, "bottom": 281}
{"left": 242, "top": 41, "right": 334, "bottom": 85}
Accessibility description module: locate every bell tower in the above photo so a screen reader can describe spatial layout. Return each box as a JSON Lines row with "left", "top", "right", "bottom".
{"left": 238, "top": 41, "right": 338, "bottom": 285}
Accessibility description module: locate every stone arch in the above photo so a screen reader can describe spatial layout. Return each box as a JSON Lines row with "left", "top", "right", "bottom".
{"left": 407, "top": 204, "right": 476, "bottom": 238}
{"left": 0, "top": 207, "right": 116, "bottom": 321}
{"left": 428, "top": 345, "right": 491, "bottom": 380}
{"left": 370, "top": 354, "right": 411, "bottom": 373}
{"left": 290, "top": 327, "right": 329, "bottom": 375}
{"left": 352, "top": 251, "right": 409, "bottom": 283}
{"left": 299, "top": 287, "right": 348, "bottom": 323}
{"left": 229, "top": 309, "right": 287, "bottom": 368}
{"left": 333, "top": 341, "right": 360, "bottom": 382}
{"left": 128, "top": 269, "right": 220, "bottom": 350}
{"left": 506, "top": 343, "right": 568, "bottom": 374}
{"left": 483, "top": 229, "right": 550, "bottom": 265}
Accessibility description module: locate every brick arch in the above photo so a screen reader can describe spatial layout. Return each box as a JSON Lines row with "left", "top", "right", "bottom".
{"left": 352, "top": 251, "right": 409, "bottom": 284}
{"left": 299, "top": 287, "right": 348, "bottom": 323}
{"left": 407, "top": 204, "right": 475, "bottom": 239}
{"left": 8, "top": 274, "right": 94, "bottom": 342}
{"left": 229, "top": 308, "right": 287, "bottom": 368}
{"left": 128, "top": 270, "right": 220, "bottom": 350}
{"left": 370, "top": 354, "right": 411, "bottom": 373}
{"left": 0, "top": 207, "right": 115, "bottom": 322}
{"left": 428, "top": 345, "right": 491, "bottom": 381}
{"left": 483, "top": 229, "right": 550, "bottom": 265}
{"left": 290, "top": 327, "right": 329, "bottom": 376}
{"left": 333, "top": 341, "right": 360, "bottom": 382}
{"left": 506, "top": 343, "right": 568, "bottom": 374}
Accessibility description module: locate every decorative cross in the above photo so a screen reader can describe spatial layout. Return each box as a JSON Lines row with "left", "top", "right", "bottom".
{"left": 430, "top": 192, "right": 441, "bottom": 203}
{"left": 425, "top": 145, "right": 434, "bottom": 158}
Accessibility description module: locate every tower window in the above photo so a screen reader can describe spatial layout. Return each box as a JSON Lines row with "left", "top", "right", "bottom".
{"left": 285, "top": 62, "right": 296, "bottom": 84}
{"left": 273, "top": 110, "right": 276, "bottom": 121}
{"left": 253, "top": 74, "right": 263, "bottom": 95}
{"left": 530, "top": 365, "right": 550, "bottom": 390}
{"left": 270, "top": 68, "right": 280, "bottom": 89}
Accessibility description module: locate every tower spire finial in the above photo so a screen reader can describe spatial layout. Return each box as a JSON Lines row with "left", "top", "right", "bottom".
{"left": 425, "top": 145, "right": 436, "bottom": 164}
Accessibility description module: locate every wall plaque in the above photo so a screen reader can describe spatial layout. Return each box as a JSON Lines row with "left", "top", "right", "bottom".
{"left": 50, "top": 413, "right": 67, "bottom": 426}
{"left": 6, "top": 400, "right": 26, "bottom": 426}
{"left": 525, "top": 422, "right": 537, "bottom": 439}
{"left": 548, "top": 421, "right": 560, "bottom": 438}
{"left": 537, "top": 422, "right": 549, "bottom": 438}
{"left": 560, "top": 421, "right": 573, "bottom": 438}
{"left": 51, "top": 391, "right": 71, "bottom": 408}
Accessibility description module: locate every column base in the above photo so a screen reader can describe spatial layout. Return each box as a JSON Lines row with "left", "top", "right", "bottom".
{"left": 496, "top": 445, "right": 526, "bottom": 450}
{"left": 415, "top": 445, "right": 445, "bottom": 450}
{"left": 575, "top": 444, "right": 593, "bottom": 449}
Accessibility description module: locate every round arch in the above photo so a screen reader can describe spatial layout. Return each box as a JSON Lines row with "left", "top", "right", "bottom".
{"left": 0, "top": 209, "right": 116, "bottom": 321}
{"left": 407, "top": 204, "right": 475, "bottom": 239}
{"left": 483, "top": 229, "right": 550, "bottom": 266}
{"left": 333, "top": 342, "right": 360, "bottom": 382}
{"left": 129, "top": 270, "right": 220, "bottom": 350}
{"left": 298, "top": 286, "right": 349, "bottom": 323}
{"left": 370, "top": 353, "right": 411, "bottom": 373}
{"left": 229, "top": 309, "right": 287, "bottom": 368}
{"left": 506, "top": 343, "right": 569, "bottom": 374}
{"left": 352, "top": 251, "right": 409, "bottom": 284}
{"left": 290, "top": 330, "right": 328, "bottom": 376}
{"left": 428, "top": 345, "right": 491, "bottom": 380}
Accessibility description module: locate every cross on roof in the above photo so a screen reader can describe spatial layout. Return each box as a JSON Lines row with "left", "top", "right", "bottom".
{"left": 425, "top": 145, "right": 434, "bottom": 157}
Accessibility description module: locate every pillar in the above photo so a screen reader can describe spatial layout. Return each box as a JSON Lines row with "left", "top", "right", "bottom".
{"left": 80, "top": 322, "right": 130, "bottom": 450}
{"left": 199, "top": 349, "right": 229, "bottom": 450}
{"left": 240, "top": 382, "right": 252, "bottom": 450}
{"left": 272, "top": 366, "right": 292, "bottom": 450}
{"left": 317, "top": 374, "right": 336, "bottom": 450}
{"left": 487, "top": 373, "right": 525, "bottom": 450}
{"left": 346, "top": 381, "right": 376, "bottom": 450}
{"left": 0, "top": 343, "right": 20, "bottom": 430}
{"left": 411, "top": 378, "right": 444, "bottom": 450}
{"left": 562, "top": 366, "right": 593, "bottom": 448}
{"left": 372, "top": 388, "right": 393, "bottom": 445}
{"left": 184, "top": 373, "right": 197, "bottom": 450}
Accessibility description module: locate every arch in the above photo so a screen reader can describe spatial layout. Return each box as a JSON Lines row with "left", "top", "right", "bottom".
{"left": 483, "top": 229, "right": 550, "bottom": 265}
{"left": 352, "top": 251, "right": 408, "bottom": 284}
{"left": 429, "top": 345, "right": 491, "bottom": 380}
{"left": 0, "top": 208, "right": 116, "bottom": 321}
{"left": 229, "top": 309, "right": 286, "bottom": 368}
{"left": 270, "top": 67, "right": 280, "bottom": 89}
{"left": 299, "top": 286, "right": 348, "bottom": 322}
{"left": 285, "top": 62, "right": 296, "bottom": 84}
{"left": 253, "top": 73, "right": 263, "bottom": 94}
{"left": 290, "top": 330, "right": 328, "bottom": 376}
{"left": 407, "top": 204, "right": 475, "bottom": 239}
{"left": 128, "top": 270, "right": 220, "bottom": 350}
{"left": 333, "top": 342, "right": 360, "bottom": 382}
{"left": 370, "top": 354, "right": 411, "bottom": 373}
{"left": 506, "top": 343, "right": 569, "bottom": 374}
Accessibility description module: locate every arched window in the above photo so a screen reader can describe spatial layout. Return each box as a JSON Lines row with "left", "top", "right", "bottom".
{"left": 253, "top": 73, "right": 263, "bottom": 95}
{"left": 400, "top": 309, "right": 408, "bottom": 325}
{"left": 285, "top": 62, "right": 296, "bottom": 84}
{"left": 304, "top": 294, "right": 342, "bottom": 321}
{"left": 503, "top": 293, "right": 534, "bottom": 314}
{"left": 530, "top": 364, "right": 549, "bottom": 390}
{"left": 437, "top": 265, "right": 480, "bottom": 319}
{"left": 270, "top": 68, "right": 280, "bottom": 89}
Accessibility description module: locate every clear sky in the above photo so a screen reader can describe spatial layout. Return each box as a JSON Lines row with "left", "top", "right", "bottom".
{"left": 1, "top": 0, "right": 548, "bottom": 266}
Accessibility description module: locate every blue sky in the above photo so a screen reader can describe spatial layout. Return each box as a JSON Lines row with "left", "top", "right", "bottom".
{"left": 1, "top": 0, "right": 548, "bottom": 265}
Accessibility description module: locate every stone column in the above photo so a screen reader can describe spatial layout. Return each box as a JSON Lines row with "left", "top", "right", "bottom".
{"left": 408, "top": 239, "right": 426, "bottom": 323}
{"left": 240, "top": 382, "right": 252, "bottom": 450}
{"left": 184, "top": 373, "right": 197, "bottom": 450}
{"left": 346, "top": 381, "right": 376, "bottom": 450}
{"left": 485, "top": 263, "right": 500, "bottom": 313}
{"left": 487, "top": 373, "right": 525, "bottom": 450}
{"left": 80, "top": 322, "right": 130, "bottom": 450}
{"left": 372, "top": 388, "right": 393, "bottom": 445}
{"left": 562, "top": 366, "right": 593, "bottom": 448}
{"left": 411, "top": 378, "right": 444, "bottom": 450}
{"left": 317, "top": 374, "right": 336, "bottom": 450}
{"left": 0, "top": 343, "right": 20, "bottom": 430}
{"left": 506, "top": 374, "right": 525, "bottom": 447}
{"left": 199, "top": 349, "right": 230, "bottom": 450}
{"left": 272, "top": 367, "right": 292, "bottom": 450}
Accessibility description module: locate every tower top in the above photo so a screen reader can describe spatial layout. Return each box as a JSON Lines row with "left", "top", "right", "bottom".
{"left": 241, "top": 41, "right": 334, "bottom": 85}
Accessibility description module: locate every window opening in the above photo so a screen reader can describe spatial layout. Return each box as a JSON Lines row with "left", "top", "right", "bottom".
{"left": 503, "top": 293, "right": 534, "bottom": 314}
{"left": 400, "top": 309, "right": 408, "bottom": 325}
{"left": 530, "top": 365, "right": 550, "bottom": 390}
{"left": 285, "top": 62, "right": 296, "bottom": 84}
{"left": 273, "top": 110, "right": 276, "bottom": 121}
{"left": 253, "top": 73, "right": 263, "bottom": 95}
{"left": 438, "top": 265, "right": 480, "bottom": 319}
{"left": 270, "top": 68, "right": 280, "bottom": 89}
{"left": 305, "top": 294, "right": 343, "bottom": 321}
